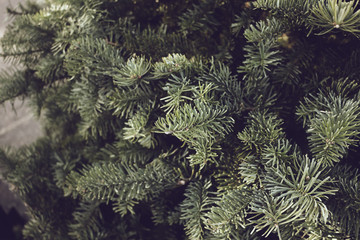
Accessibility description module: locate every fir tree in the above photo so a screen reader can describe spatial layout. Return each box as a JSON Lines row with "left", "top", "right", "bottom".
{"left": 1, "top": 0, "right": 360, "bottom": 239}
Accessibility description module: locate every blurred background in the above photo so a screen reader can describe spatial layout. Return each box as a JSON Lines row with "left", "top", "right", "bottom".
{"left": 0, "top": 0, "right": 43, "bottom": 239}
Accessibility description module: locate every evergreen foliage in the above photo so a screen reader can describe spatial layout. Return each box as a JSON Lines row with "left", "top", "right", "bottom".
{"left": 1, "top": 0, "right": 360, "bottom": 239}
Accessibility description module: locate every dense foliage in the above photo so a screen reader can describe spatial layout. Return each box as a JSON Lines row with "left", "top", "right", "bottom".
{"left": 1, "top": 0, "right": 360, "bottom": 239}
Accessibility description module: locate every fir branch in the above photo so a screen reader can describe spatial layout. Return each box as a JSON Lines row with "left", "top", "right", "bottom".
{"left": 186, "top": 139, "right": 222, "bottom": 169}
{"left": 68, "top": 200, "right": 107, "bottom": 240}
{"left": 0, "top": 14, "right": 54, "bottom": 64}
{"left": 75, "top": 159, "right": 178, "bottom": 214}
{"left": 152, "top": 53, "right": 199, "bottom": 79}
{"left": 329, "top": 165, "right": 360, "bottom": 239}
{"left": 179, "top": 179, "right": 214, "bottom": 240}
{"left": 160, "top": 73, "right": 195, "bottom": 113}
{"left": 2, "top": 0, "right": 360, "bottom": 238}
{"left": 22, "top": 213, "right": 63, "bottom": 240}
{"left": 123, "top": 107, "right": 158, "bottom": 149}
{"left": 240, "top": 42, "right": 282, "bottom": 79}
{"left": 112, "top": 56, "right": 152, "bottom": 87}
{"left": 238, "top": 110, "right": 285, "bottom": 154}
{"left": 298, "top": 93, "right": 360, "bottom": 166}
{"left": 264, "top": 156, "right": 337, "bottom": 225}
{"left": 155, "top": 101, "right": 234, "bottom": 145}
{"left": 237, "top": 157, "right": 261, "bottom": 186}
{"left": 34, "top": 54, "right": 66, "bottom": 84}
{"left": 98, "top": 140, "right": 157, "bottom": 165}
{"left": 249, "top": 191, "right": 300, "bottom": 239}
{"left": 178, "top": 0, "right": 220, "bottom": 36}
{"left": 107, "top": 84, "right": 156, "bottom": 119}
{"left": 205, "top": 189, "right": 252, "bottom": 239}
{"left": 64, "top": 36, "right": 124, "bottom": 79}
{"left": 262, "top": 139, "right": 300, "bottom": 169}
{"left": 199, "top": 60, "right": 244, "bottom": 114}
{"left": 254, "top": 0, "right": 317, "bottom": 24}
{"left": 52, "top": 150, "right": 81, "bottom": 190}
{"left": 308, "top": 0, "right": 360, "bottom": 37}
{"left": 243, "top": 17, "right": 287, "bottom": 44}
{"left": 118, "top": 21, "right": 192, "bottom": 59}
{"left": 149, "top": 196, "right": 181, "bottom": 226}
{"left": 0, "top": 69, "right": 30, "bottom": 103}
